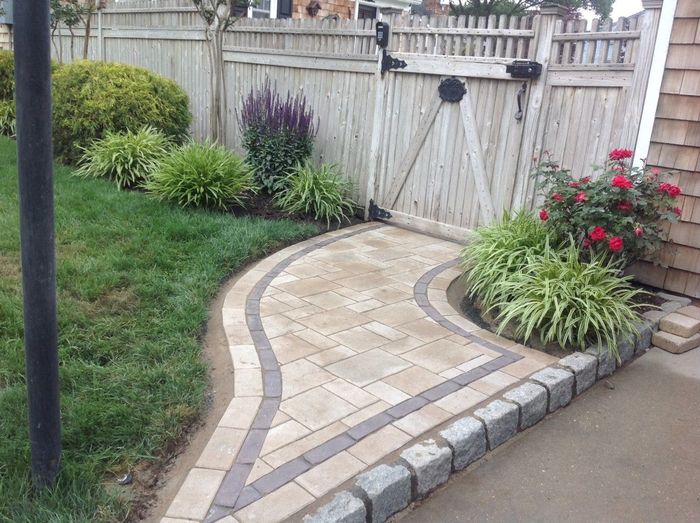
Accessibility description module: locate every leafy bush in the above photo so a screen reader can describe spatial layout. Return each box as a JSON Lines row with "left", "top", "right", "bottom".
{"left": 275, "top": 162, "right": 356, "bottom": 226}
{"left": 239, "top": 81, "right": 316, "bottom": 192}
{"left": 460, "top": 212, "right": 550, "bottom": 310}
{"left": 75, "top": 126, "right": 171, "bottom": 190}
{"left": 0, "top": 50, "right": 14, "bottom": 101}
{"left": 536, "top": 148, "right": 680, "bottom": 266}
{"left": 146, "top": 142, "right": 255, "bottom": 210}
{"left": 492, "top": 241, "right": 644, "bottom": 359}
{"left": 52, "top": 61, "right": 191, "bottom": 164}
{"left": 0, "top": 99, "right": 15, "bottom": 138}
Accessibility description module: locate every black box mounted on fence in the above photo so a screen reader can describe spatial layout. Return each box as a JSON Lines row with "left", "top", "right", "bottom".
{"left": 376, "top": 22, "right": 390, "bottom": 48}
{"left": 506, "top": 60, "right": 542, "bottom": 79}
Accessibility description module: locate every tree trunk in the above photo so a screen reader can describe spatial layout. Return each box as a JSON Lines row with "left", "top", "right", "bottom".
{"left": 83, "top": 9, "right": 93, "bottom": 59}
{"left": 206, "top": 21, "right": 226, "bottom": 144}
{"left": 68, "top": 27, "right": 75, "bottom": 61}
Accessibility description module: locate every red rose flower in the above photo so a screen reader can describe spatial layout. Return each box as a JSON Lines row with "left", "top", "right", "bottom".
{"left": 617, "top": 200, "right": 633, "bottom": 212}
{"left": 567, "top": 181, "right": 579, "bottom": 188}
{"left": 659, "top": 183, "right": 682, "bottom": 198}
{"left": 608, "top": 236, "right": 624, "bottom": 252}
{"left": 552, "top": 192, "right": 563, "bottom": 202}
{"left": 574, "top": 191, "right": 587, "bottom": 203}
{"left": 612, "top": 175, "right": 633, "bottom": 189}
{"left": 650, "top": 167, "right": 660, "bottom": 176}
{"left": 612, "top": 165, "right": 625, "bottom": 173}
{"left": 539, "top": 209, "right": 549, "bottom": 221}
{"left": 673, "top": 207, "right": 682, "bottom": 216}
{"left": 582, "top": 238, "right": 592, "bottom": 248}
{"left": 634, "top": 226, "right": 643, "bottom": 238}
{"left": 580, "top": 177, "right": 591, "bottom": 184}
{"left": 609, "top": 148, "right": 633, "bottom": 161}
{"left": 589, "top": 226, "right": 606, "bottom": 242}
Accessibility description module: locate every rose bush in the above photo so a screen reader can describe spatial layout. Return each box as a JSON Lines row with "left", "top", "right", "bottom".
{"left": 536, "top": 148, "right": 680, "bottom": 266}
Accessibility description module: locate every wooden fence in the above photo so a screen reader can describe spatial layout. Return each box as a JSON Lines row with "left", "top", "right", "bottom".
{"left": 50, "top": 1, "right": 663, "bottom": 240}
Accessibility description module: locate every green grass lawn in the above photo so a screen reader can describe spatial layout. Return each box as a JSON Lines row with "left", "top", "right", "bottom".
{"left": 0, "top": 137, "right": 316, "bottom": 521}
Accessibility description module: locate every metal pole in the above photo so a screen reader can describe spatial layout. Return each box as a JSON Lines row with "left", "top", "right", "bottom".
{"left": 14, "top": 0, "right": 61, "bottom": 487}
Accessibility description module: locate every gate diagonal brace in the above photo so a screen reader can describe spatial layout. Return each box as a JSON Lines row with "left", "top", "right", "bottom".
{"left": 381, "top": 50, "right": 407, "bottom": 75}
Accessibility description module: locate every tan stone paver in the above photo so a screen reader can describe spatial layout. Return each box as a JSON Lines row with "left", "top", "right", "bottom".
{"left": 348, "top": 424, "right": 413, "bottom": 465}
{"left": 295, "top": 451, "right": 366, "bottom": 497}
{"left": 165, "top": 468, "right": 226, "bottom": 520}
{"left": 280, "top": 387, "right": 357, "bottom": 430}
{"left": 469, "top": 370, "right": 520, "bottom": 395}
{"left": 234, "top": 482, "right": 315, "bottom": 523}
{"left": 382, "top": 366, "right": 445, "bottom": 396}
{"left": 326, "top": 348, "right": 412, "bottom": 387}
{"left": 163, "top": 224, "right": 570, "bottom": 523}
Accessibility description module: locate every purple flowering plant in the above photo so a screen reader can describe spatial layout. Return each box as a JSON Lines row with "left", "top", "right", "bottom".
{"left": 239, "top": 80, "right": 317, "bottom": 192}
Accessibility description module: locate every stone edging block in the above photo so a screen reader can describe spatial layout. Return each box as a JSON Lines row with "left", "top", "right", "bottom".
{"left": 439, "top": 416, "right": 486, "bottom": 471}
{"left": 503, "top": 382, "right": 547, "bottom": 429}
{"left": 473, "top": 400, "right": 519, "bottom": 450}
{"left": 353, "top": 464, "right": 411, "bottom": 523}
{"left": 585, "top": 345, "right": 616, "bottom": 379}
{"left": 528, "top": 367, "right": 574, "bottom": 412}
{"left": 399, "top": 439, "right": 451, "bottom": 498}
{"left": 558, "top": 353, "right": 597, "bottom": 395}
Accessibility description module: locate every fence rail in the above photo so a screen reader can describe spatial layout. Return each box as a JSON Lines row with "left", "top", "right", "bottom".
{"left": 49, "top": 4, "right": 661, "bottom": 236}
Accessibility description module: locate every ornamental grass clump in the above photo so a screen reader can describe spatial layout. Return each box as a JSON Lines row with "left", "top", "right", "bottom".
{"left": 76, "top": 127, "right": 171, "bottom": 190}
{"left": 238, "top": 81, "right": 317, "bottom": 193}
{"left": 275, "top": 161, "right": 356, "bottom": 226}
{"left": 535, "top": 148, "right": 681, "bottom": 267}
{"left": 492, "top": 241, "right": 645, "bottom": 360}
{"left": 146, "top": 142, "right": 255, "bottom": 210}
{"left": 459, "top": 212, "right": 550, "bottom": 310}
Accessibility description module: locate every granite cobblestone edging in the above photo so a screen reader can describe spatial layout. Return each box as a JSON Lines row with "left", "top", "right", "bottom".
{"left": 303, "top": 294, "right": 688, "bottom": 523}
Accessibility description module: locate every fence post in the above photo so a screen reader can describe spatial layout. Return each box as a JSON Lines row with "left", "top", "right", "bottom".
{"left": 97, "top": 8, "right": 104, "bottom": 61}
{"left": 364, "top": 17, "right": 390, "bottom": 219}
{"left": 511, "top": 5, "right": 566, "bottom": 211}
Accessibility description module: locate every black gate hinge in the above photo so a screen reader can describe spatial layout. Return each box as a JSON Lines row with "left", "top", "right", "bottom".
{"left": 369, "top": 199, "right": 392, "bottom": 220}
{"left": 381, "top": 49, "right": 407, "bottom": 75}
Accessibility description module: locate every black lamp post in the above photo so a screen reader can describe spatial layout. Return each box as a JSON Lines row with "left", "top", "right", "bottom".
{"left": 13, "top": 0, "right": 62, "bottom": 487}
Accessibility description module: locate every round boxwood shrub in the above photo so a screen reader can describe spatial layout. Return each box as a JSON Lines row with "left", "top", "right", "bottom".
{"left": 52, "top": 60, "right": 191, "bottom": 164}
{"left": 0, "top": 50, "right": 14, "bottom": 101}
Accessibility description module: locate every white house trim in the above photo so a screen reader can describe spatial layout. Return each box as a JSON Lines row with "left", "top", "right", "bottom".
{"left": 634, "top": 0, "right": 678, "bottom": 168}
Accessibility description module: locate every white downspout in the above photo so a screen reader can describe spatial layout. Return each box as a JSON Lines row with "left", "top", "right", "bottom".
{"left": 633, "top": 0, "right": 678, "bottom": 168}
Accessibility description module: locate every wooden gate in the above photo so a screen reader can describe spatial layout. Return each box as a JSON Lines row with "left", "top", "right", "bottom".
{"left": 367, "top": 14, "right": 546, "bottom": 241}
{"left": 373, "top": 69, "right": 532, "bottom": 239}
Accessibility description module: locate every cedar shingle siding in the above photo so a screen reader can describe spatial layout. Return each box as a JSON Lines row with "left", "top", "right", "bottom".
{"left": 634, "top": 0, "right": 700, "bottom": 297}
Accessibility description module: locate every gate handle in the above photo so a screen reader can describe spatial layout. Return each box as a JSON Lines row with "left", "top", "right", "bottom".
{"left": 515, "top": 82, "right": 527, "bottom": 121}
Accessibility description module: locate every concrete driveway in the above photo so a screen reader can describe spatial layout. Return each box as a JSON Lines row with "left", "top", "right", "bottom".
{"left": 399, "top": 347, "right": 700, "bottom": 523}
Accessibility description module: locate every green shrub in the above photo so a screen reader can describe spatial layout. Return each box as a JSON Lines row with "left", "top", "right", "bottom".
{"left": 460, "top": 212, "right": 550, "bottom": 310}
{"left": 239, "top": 81, "right": 316, "bottom": 192}
{"left": 0, "top": 50, "right": 14, "bottom": 101}
{"left": 0, "top": 99, "right": 15, "bottom": 138}
{"left": 146, "top": 142, "right": 255, "bottom": 210}
{"left": 275, "top": 162, "right": 356, "bottom": 226}
{"left": 52, "top": 60, "right": 191, "bottom": 164}
{"left": 492, "top": 242, "right": 644, "bottom": 359}
{"left": 75, "top": 126, "right": 171, "bottom": 190}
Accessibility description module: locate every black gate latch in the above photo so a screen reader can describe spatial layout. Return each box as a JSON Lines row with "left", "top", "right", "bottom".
{"left": 506, "top": 60, "right": 542, "bottom": 79}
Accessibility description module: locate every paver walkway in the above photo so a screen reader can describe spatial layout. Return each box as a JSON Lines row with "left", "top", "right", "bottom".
{"left": 162, "top": 223, "right": 557, "bottom": 523}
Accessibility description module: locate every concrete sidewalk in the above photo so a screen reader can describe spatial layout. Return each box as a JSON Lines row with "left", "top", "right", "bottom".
{"left": 399, "top": 347, "right": 700, "bottom": 523}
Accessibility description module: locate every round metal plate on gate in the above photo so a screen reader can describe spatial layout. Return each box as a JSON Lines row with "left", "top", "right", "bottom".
{"left": 438, "top": 78, "right": 466, "bottom": 103}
